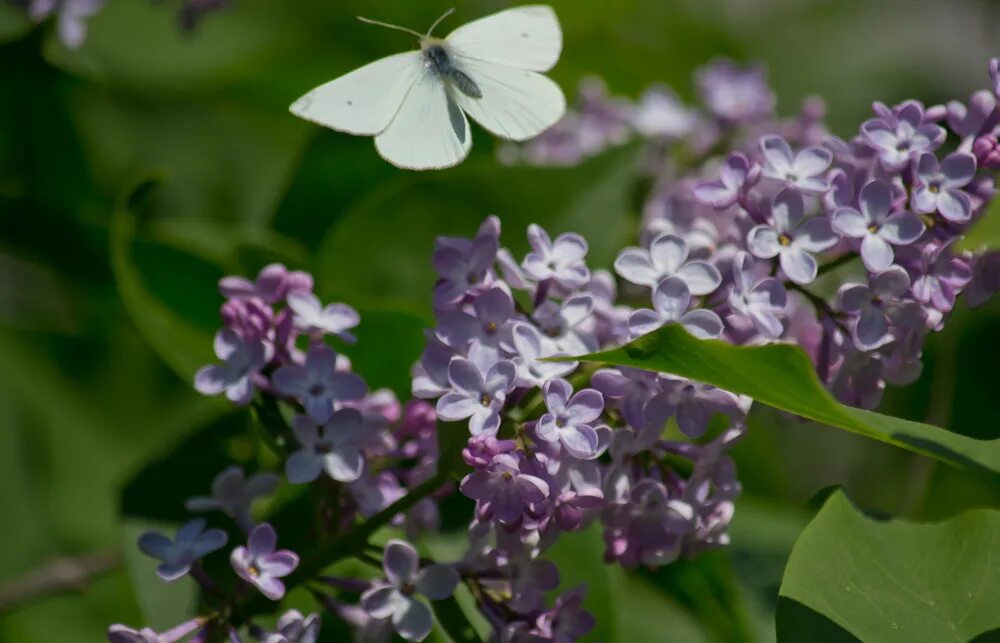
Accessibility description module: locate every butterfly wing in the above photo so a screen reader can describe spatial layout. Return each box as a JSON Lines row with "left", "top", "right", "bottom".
{"left": 444, "top": 5, "right": 562, "bottom": 72}
{"left": 450, "top": 57, "right": 566, "bottom": 141}
{"left": 375, "top": 68, "right": 473, "bottom": 170}
{"left": 289, "top": 52, "right": 424, "bottom": 136}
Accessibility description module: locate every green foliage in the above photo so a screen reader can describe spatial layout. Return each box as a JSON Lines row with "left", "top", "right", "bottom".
{"left": 777, "top": 490, "right": 1000, "bottom": 641}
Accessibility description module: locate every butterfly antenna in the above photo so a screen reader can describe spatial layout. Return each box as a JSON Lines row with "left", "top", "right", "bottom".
{"left": 425, "top": 8, "right": 455, "bottom": 38}
{"left": 356, "top": 16, "right": 423, "bottom": 39}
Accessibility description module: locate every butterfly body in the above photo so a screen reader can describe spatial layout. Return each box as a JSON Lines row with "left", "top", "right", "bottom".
{"left": 290, "top": 5, "right": 566, "bottom": 170}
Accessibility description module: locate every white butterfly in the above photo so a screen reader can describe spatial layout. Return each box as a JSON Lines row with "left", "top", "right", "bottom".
{"left": 290, "top": 5, "right": 566, "bottom": 170}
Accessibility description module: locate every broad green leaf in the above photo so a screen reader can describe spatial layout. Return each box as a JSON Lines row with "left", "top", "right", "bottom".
{"left": 432, "top": 596, "right": 484, "bottom": 643}
{"left": 558, "top": 324, "right": 1000, "bottom": 476}
{"left": 777, "top": 490, "right": 1000, "bottom": 642}
{"left": 615, "top": 574, "right": 709, "bottom": 643}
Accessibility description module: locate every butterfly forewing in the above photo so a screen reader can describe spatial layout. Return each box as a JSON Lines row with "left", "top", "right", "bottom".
{"left": 445, "top": 5, "right": 562, "bottom": 72}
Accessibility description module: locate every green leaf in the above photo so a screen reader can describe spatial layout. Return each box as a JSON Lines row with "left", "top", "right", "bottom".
{"left": 544, "top": 524, "right": 621, "bottom": 642}
{"left": 558, "top": 324, "right": 1000, "bottom": 476}
{"left": 777, "top": 489, "right": 1000, "bottom": 642}
{"left": 432, "top": 596, "right": 484, "bottom": 643}
{"left": 958, "top": 196, "right": 1000, "bottom": 251}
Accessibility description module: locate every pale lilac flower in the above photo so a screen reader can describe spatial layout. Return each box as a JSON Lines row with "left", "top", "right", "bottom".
{"left": 838, "top": 267, "right": 925, "bottom": 351}
{"left": 219, "top": 263, "right": 312, "bottom": 304}
{"left": 747, "top": 188, "right": 837, "bottom": 284}
{"left": 411, "top": 338, "right": 454, "bottom": 399}
{"left": 137, "top": 519, "right": 227, "bottom": 582}
{"left": 603, "top": 479, "right": 694, "bottom": 568}
{"left": 614, "top": 233, "right": 722, "bottom": 294}
{"left": 273, "top": 345, "right": 367, "bottom": 423}
{"left": 946, "top": 90, "right": 996, "bottom": 138}
{"left": 286, "top": 291, "right": 360, "bottom": 343}
{"left": 759, "top": 135, "right": 832, "bottom": 193}
{"left": 531, "top": 294, "right": 597, "bottom": 354}
{"left": 861, "top": 100, "right": 945, "bottom": 171}
{"left": 831, "top": 349, "right": 885, "bottom": 410}
{"left": 435, "top": 351, "right": 516, "bottom": 436}
{"left": 108, "top": 620, "right": 201, "bottom": 643}
{"left": 435, "top": 287, "right": 514, "bottom": 352}
{"left": 662, "top": 379, "right": 746, "bottom": 439}
{"left": 521, "top": 224, "right": 590, "bottom": 289}
{"left": 696, "top": 59, "right": 775, "bottom": 123}
{"left": 231, "top": 523, "right": 299, "bottom": 600}
{"left": 220, "top": 297, "right": 272, "bottom": 343}
{"left": 628, "top": 277, "right": 723, "bottom": 339}
{"left": 194, "top": 329, "right": 269, "bottom": 406}
{"left": 536, "top": 379, "right": 605, "bottom": 459}
{"left": 727, "top": 252, "right": 787, "bottom": 339}
{"left": 349, "top": 471, "right": 405, "bottom": 518}
{"left": 693, "top": 153, "right": 760, "bottom": 209}
{"left": 991, "top": 57, "right": 1000, "bottom": 99}
{"left": 832, "top": 180, "right": 925, "bottom": 272}
{"left": 360, "top": 540, "right": 459, "bottom": 642}
{"left": 29, "top": 0, "right": 105, "bottom": 49}
{"left": 909, "top": 241, "right": 973, "bottom": 312}
{"left": 463, "top": 434, "right": 517, "bottom": 469}
{"left": 460, "top": 454, "right": 550, "bottom": 527}
{"left": 481, "top": 550, "right": 560, "bottom": 614}
{"left": 433, "top": 221, "right": 499, "bottom": 305}
{"left": 529, "top": 586, "right": 596, "bottom": 642}
{"left": 631, "top": 86, "right": 698, "bottom": 139}
{"left": 261, "top": 610, "right": 321, "bottom": 643}
{"left": 510, "top": 323, "right": 577, "bottom": 387}
{"left": 911, "top": 152, "right": 977, "bottom": 223}
{"left": 286, "top": 409, "right": 366, "bottom": 484}
{"left": 552, "top": 461, "right": 605, "bottom": 531}
{"left": 185, "top": 466, "right": 280, "bottom": 532}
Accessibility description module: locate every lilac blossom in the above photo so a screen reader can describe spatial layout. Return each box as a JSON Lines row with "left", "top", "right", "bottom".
{"left": 360, "top": 540, "right": 459, "bottom": 642}
{"left": 832, "top": 180, "right": 925, "bottom": 272}
{"left": 436, "top": 350, "right": 517, "bottom": 436}
{"left": 531, "top": 294, "right": 597, "bottom": 354}
{"left": 435, "top": 286, "right": 514, "bottom": 353}
{"left": 727, "top": 252, "right": 787, "bottom": 339}
{"left": 838, "top": 266, "right": 926, "bottom": 351}
{"left": 695, "top": 59, "right": 775, "bottom": 123}
{"left": 28, "top": 0, "right": 105, "bottom": 49}
{"left": 286, "top": 291, "right": 360, "bottom": 342}
{"left": 219, "top": 263, "right": 312, "bottom": 304}
{"left": 911, "top": 152, "right": 977, "bottom": 223}
{"left": 614, "top": 233, "right": 722, "bottom": 294}
{"left": 603, "top": 479, "right": 694, "bottom": 568}
{"left": 631, "top": 86, "right": 698, "bottom": 139}
{"left": 747, "top": 188, "right": 837, "bottom": 284}
{"left": 759, "top": 135, "right": 833, "bottom": 193}
{"left": 525, "top": 586, "right": 596, "bottom": 642}
{"left": 536, "top": 379, "right": 605, "bottom": 459}
{"left": 693, "top": 152, "right": 760, "bottom": 209}
{"left": 185, "top": 466, "right": 279, "bottom": 532}
{"left": 973, "top": 134, "right": 1000, "bottom": 169}
{"left": 966, "top": 250, "right": 1000, "bottom": 308}
{"left": 946, "top": 90, "right": 996, "bottom": 138}
{"left": 861, "top": 100, "right": 945, "bottom": 171}
{"left": 108, "top": 620, "right": 201, "bottom": 643}
{"left": 510, "top": 322, "right": 577, "bottom": 387}
{"left": 433, "top": 218, "right": 499, "bottom": 305}
{"left": 273, "top": 344, "right": 367, "bottom": 423}
{"left": 286, "top": 409, "right": 366, "bottom": 484}
{"left": 628, "top": 277, "right": 723, "bottom": 339}
{"left": 521, "top": 224, "right": 591, "bottom": 289}
{"left": 194, "top": 329, "right": 269, "bottom": 406}
{"left": 261, "top": 610, "right": 321, "bottom": 643}
{"left": 662, "top": 378, "right": 747, "bottom": 439}
{"left": 137, "top": 519, "right": 227, "bottom": 582}
{"left": 231, "top": 523, "right": 299, "bottom": 600}
{"left": 907, "top": 241, "right": 973, "bottom": 313}
{"left": 461, "top": 453, "right": 550, "bottom": 528}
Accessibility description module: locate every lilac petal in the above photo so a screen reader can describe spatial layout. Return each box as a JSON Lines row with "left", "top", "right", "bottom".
{"left": 214, "top": 329, "right": 242, "bottom": 360}
{"left": 225, "top": 377, "right": 253, "bottom": 406}
{"left": 526, "top": 224, "right": 552, "bottom": 253}
{"left": 880, "top": 212, "right": 926, "bottom": 244}
{"left": 304, "top": 346, "right": 338, "bottom": 380}
{"left": 794, "top": 217, "right": 838, "bottom": 252}
{"left": 761, "top": 135, "right": 794, "bottom": 173}
{"left": 561, "top": 295, "right": 595, "bottom": 327}
{"left": 291, "top": 416, "right": 320, "bottom": 448}
{"left": 860, "top": 235, "right": 894, "bottom": 272}
{"left": 474, "top": 287, "right": 515, "bottom": 323}
{"left": 677, "top": 402, "right": 709, "bottom": 438}
{"left": 384, "top": 540, "right": 419, "bottom": 587}
{"left": 260, "top": 551, "right": 299, "bottom": 577}
{"left": 747, "top": 226, "right": 781, "bottom": 259}
{"left": 256, "top": 576, "right": 287, "bottom": 601}
{"left": 194, "top": 365, "right": 229, "bottom": 395}
{"left": 543, "top": 378, "right": 572, "bottom": 414}
{"left": 552, "top": 234, "right": 588, "bottom": 264}
{"left": 936, "top": 190, "right": 972, "bottom": 222}
{"left": 693, "top": 180, "right": 736, "bottom": 208}
{"left": 652, "top": 277, "right": 691, "bottom": 320}
{"left": 748, "top": 279, "right": 787, "bottom": 310}
{"left": 720, "top": 153, "right": 750, "bottom": 188}
{"left": 459, "top": 471, "right": 494, "bottom": 501}
{"left": 362, "top": 585, "right": 403, "bottom": 619}
{"left": 566, "top": 389, "right": 604, "bottom": 424}
{"left": 248, "top": 523, "right": 277, "bottom": 558}
{"left": 515, "top": 475, "right": 550, "bottom": 503}
{"left": 487, "top": 360, "right": 517, "bottom": 394}
{"left": 392, "top": 597, "right": 433, "bottom": 642}
{"left": 628, "top": 308, "right": 663, "bottom": 337}
{"left": 323, "top": 303, "right": 360, "bottom": 330}
{"left": 330, "top": 372, "right": 367, "bottom": 401}
{"left": 679, "top": 309, "right": 724, "bottom": 339}
{"left": 794, "top": 146, "right": 833, "bottom": 176}
{"left": 415, "top": 565, "right": 460, "bottom": 600}
{"left": 650, "top": 234, "right": 688, "bottom": 274}
{"left": 194, "top": 529, "right": 228, "bottom": 557}
{"left": 675, "top": 261, "right": 722, "bottom": 296}
{"left": 771, "top": 188, "right": 803, "bottom": 231}
{"left": 911, "top": 187, "right": 937, "bottom": 214}
{"left": 838, "top": 284, "right": 870, "bottom": 312}
{"left": 447, "top": 358, "right": 484, "bottom": 395}
{"left": 614, "top": 248, "right": 658, "bottom": 287}
{"left": 155, "top": 561, "right": 191, "bottom": 582}
{"left": 272, "top": 366, "right": 309, "bottom": 397}
{"left": 561, "top": 424, "right": 600, "bottom": 459}
{"left": 856, "top": 308, "right": 889, "bottom": 351}
{"left": 436, "top": 393, "right": 478, "bottom": 421}
{"left": 137, "top": 532, "right": 173, "bottom": 559}
{"left": 862, "top": 120, "right": 898, "bottom": 150}
{"left": 859, "top": 180, "right": 892, "bottom": 221}
{"left": 831, "top": 208, "right": 869, "bottom": 238}
{"left": 219, "top": 276, "right": 255, "bottom": 300}
{"left": 797, "top": 176, "right": 830, "bottom": 193}
{"left": 915, "top": 152, "right": 939, "bottom": 182}
{"left": 872, "top": 266, "right": 911, "bottom": 297}
{"left": 322, "top": 448, "right": 364, "bottom": 482}
{"left": 303, "top": 396, "right": 334, "bottom": 425}
{"left": 535, "top": 414, "right": 560, "bottom": 443}
{"left": 751, "top": 309, "right": 784, "bottom": 339}
{"left": 469, "top": 408, "right": 501, "bottom": 436}
{"left": 941, "top": 152, "right": 977, "bottom": 186}
{"left": 780, "top": 246, "right": 818, "bottom": 285}
{"left": 285, "top": 450, "right": 323, "bottom": 484}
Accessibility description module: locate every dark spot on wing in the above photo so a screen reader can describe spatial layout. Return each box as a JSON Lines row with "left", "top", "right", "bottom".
{"left": 521, "top": 32, "right": 529, "bottom": 37}
{"left": 346, "top": 100, "right": 353, "bottom": 105}
{"left": 447, "top": 95, "right": 467, "bottom": 144}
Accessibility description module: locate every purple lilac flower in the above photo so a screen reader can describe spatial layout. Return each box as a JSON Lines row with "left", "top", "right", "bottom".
{"left": 696, "top": 59, "right": 775, "bottom": 123}
{"left": 286, "top": 409, "right": 366, "bottom": 484}
{"left": 194, "top": 329, "right": 269, "bottom": 406}
{"left": 433, "top": 218, "right": 500, "bottom": 305}
{"left": 631, "top": 86, "right": 698, "bottom": 139}
{"left": 29, "top": 0, "right": 105, "bottom": 49}
{"left": 861, "top": 100, "right": 945, "bottom": 171}
{"left": 273, "top": 344, "right": 367, "bottom": 423}
{"left": 185, "top": 466, "right": 279, "bottom": 532}
{"left": 231, "top": 523, "right": 299, "bottom": 600}
{"left": 349, "top": 471, "right": 405, "bottom": 518}
{"left": 219, "top": 263, "right": 312, "bottom": 304}
{"left": 662, "top": 378, "right": 747, "bottom": 439}
{"left": 552, "top": 461, "right": 605, "bottom": 531}
{"left": 463, "top": 434, "right": 517, "bottom": 469}
{"left": 603, "top": 479, "right": 693, "bottom": 568}
{"left": 911, "top": 152, "right": 977, "bottom": 223}
{"left": 286, "top": 291, "right": 360, "bottom": 343}
{"left": 510, "top": 323, "right": 577, "bottom": 387}
{"left": 108, "top": 620, "right": 201, "bottom": 643}
{"left": 435, "top": 349, "right": 517, "bottom": 436}
{"left": 614, "top": 233, "right": 722, "bottom": 294}
{"left": 727, "top": 252, "right": 787, "bottom": 339}
{"left": 526, "top": 586, "right": 596, "bottom": 642}
{"left": 693, "top": 153, "right": 760, "bottom": 209}
{"left": 520, "top": 224, "right": 591, "bottom": 290}
{"left": 481, "top": 549, "right": 560, "bottom": 614}
{"left": 946, "top": 90, "right": 996, "bottom": 138}
{"left": 220, "top": 296, "right": 272, "bottom": 343}
{"left": 832, "top": 180, "right": 925, "bottom": 272}
{"left": 908, "top": 240, "right": 973, "bottom": 313}
{"left": 460, "top": 453, "right": 550, "bottom": 528}
{"left": 628, "top": 277, "right": 723, "bottom": 339}
{"left": 747, "top": 188, "right": 837, "bottom": 284}
{"left": 759, "top": 135, "right": 832, "bottom": 193}
{"left": 435, "top": 286, "right": 514, "bottom": 353}
{"left": 531, "top": 294, "right": 597, "bottom": 354}
{"left": 261, "top": 610, "right": 320, "bottom": 643}
{"left": 360, "top": 540, "right": 459, "bottom": 642}
{"left": 535, "top": 379, "right": 605, "bottom": 459}
{"left": 137, "top": 519, "right": 227, "bottom": 582}
{"left": 838, "top": 266, "right": 925, "bottom": 351}
{"left": 973, "top": 134, "right": 1000, "bottom": 169}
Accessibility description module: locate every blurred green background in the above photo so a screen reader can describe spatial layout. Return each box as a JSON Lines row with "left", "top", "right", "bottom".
{"left": 1, "top": 0, "right": 999, "bottom": 641}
